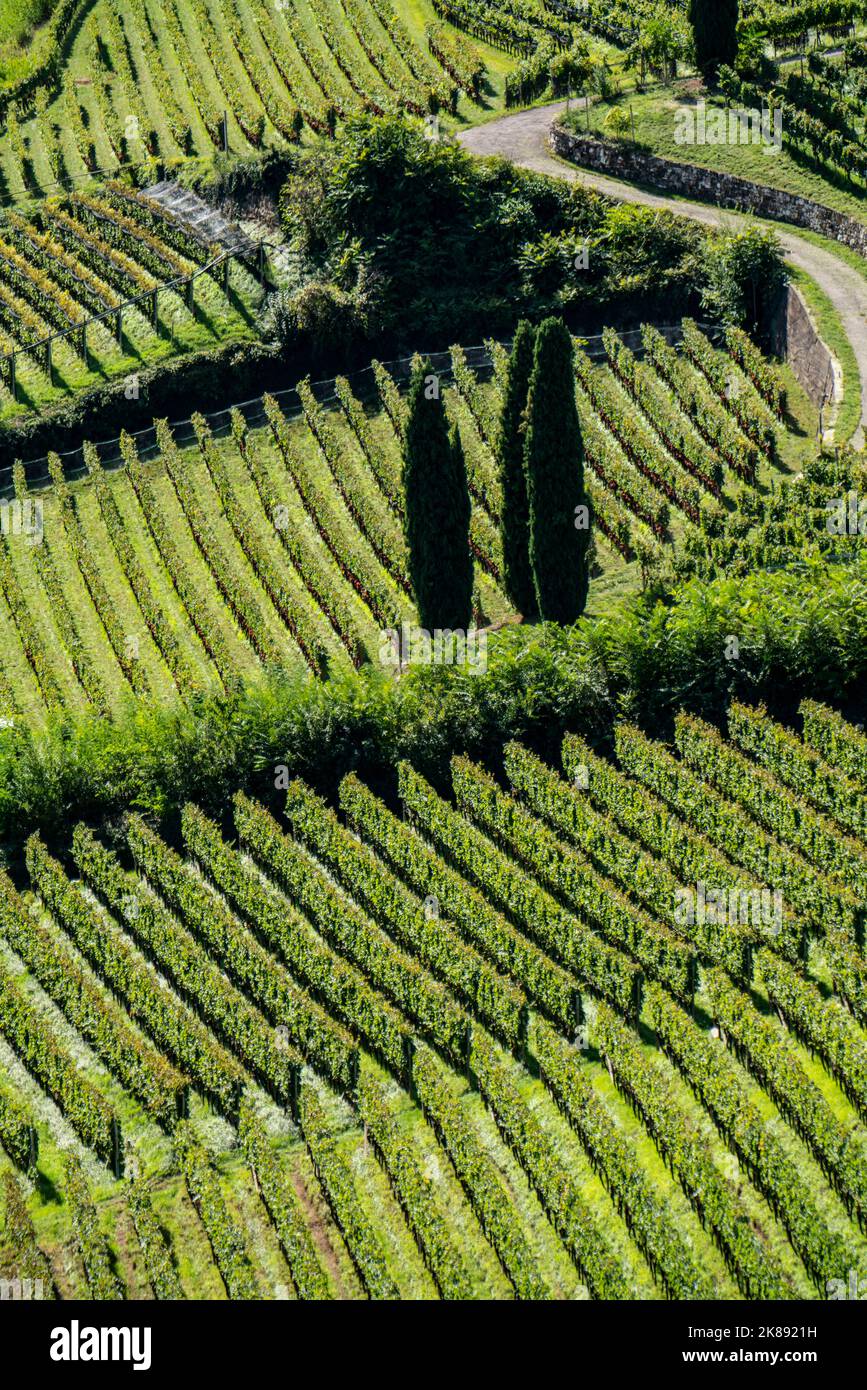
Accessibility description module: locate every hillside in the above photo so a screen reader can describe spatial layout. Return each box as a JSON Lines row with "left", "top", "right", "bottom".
{"left": 3, "top": 702, "right": 867, "bottom": 1301}
{"left": 1, "top": 0, "right": 867, "bottom": 1338}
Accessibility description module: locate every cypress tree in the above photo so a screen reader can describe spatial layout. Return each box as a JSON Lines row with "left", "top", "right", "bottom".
{"left": 524, "top": 317, "right": 590, "bottom": 624}
{"left": 687, "top": 0, "right": 739, "bottom": 83}
{"left": 402, "top": 361, "right": 473, "bottom": 631}
{"left": 495, "top": 320, "right": 537, "bottom": 618}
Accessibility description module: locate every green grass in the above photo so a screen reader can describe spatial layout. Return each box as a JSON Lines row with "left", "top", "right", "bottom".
{"left": 570, "top": 82, "right": 867, "bottom": 228}
{"left": 788, "top": 265, "right": 862, "bottom": 446}
{"left": 0, "top": 0, "right": 58, "bottom": 87}
{"left": 0, "top": 333, "right": 820, "bottom": 726}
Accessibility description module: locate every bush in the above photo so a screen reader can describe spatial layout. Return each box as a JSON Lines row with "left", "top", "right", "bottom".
{"left": 700, "top": 225, "right": 787, "bottom": 345}
{"left": 1, "top": 551, "right": 866, "bottom": 852}
{"left": 276, "top": 116, "right": 706, "bottom": 347}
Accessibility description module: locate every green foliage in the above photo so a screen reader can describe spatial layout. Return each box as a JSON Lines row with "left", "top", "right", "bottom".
{"left": 412, "top": 1043, "right": 551, "bottom": 1299}
{"left": 127, "top": 1177, "right": 184, "bottom": 1301}
{"left": 519, "top": 738, "right": 755, "bottom": 979}
{"left": 26, "top": 832, "right": 245, "bottom": 1118}
{"left": 64, "top": 1153, "right": 125, "bottom": 1299}
{"left": 175, "top": 1123, "right": 258, "bottom": 1300}
{"left": 341, "top": 768, "right": 577, "bottom": 1031}
{"left": 729, "top": 705, "right": 866, "bottom": 847}
{"left": 613, "top": 721, "right": 859, "bottom": 941}
{"left": 356, "top": 1070, "right": 474, "bottom": 1300}
{"left": 186, "top": 798, "right": 411, "bottom": 1082}
{"left": 801, "top": 699, "right": 867, "bottom": 790}
{"left": 646, "top": 981, "right": 853, "bottom": 1291}
{"left": 0, "top": 947, "right": 118, "bottom": 1166}
{"left": 594, "top": 1000, "right": 790, "bottom": 1300}
{"left": 0, "top": 1073, "right": 37, "bottom": 1172}
{"left": 287, "top": 775, "right": 525, "bottom": 1049}
{"left": 452, "top": 754, "right": 695, "bottom": 1001}
{"left": 0, "top": 865, "right": 186, "bottom": 1129}
{"left": 524, "top": 317, "right": 589, "bottom": 623}
{"left": 297, "top": 1083, "right": 398, "bottom": 1300}
{"left": 674, "top": 711, "right": 867, "bottom": 912}
{"left": 238, "top": 1097, "right": 331, "bottom": 1300}
{"left": 532, "top": 1017, "right": 713, "bottom": 1300}
{"left": 470, "top": 1028, "right": 629, "bottom": 1298}
{"left": 700, "top": 226, "right": 787, "bottom": 347}
{"left": 756, "top": 949, "right": 867, "bottom": 1119}
{"left": 705, "top": 964, "right": 867, "bottom": 1230}
{"left": 126, "top": 814, "right": 359, "bottom": 1096}
{"left": 1, "top": 1172, "right": 54, "bottom": 1296}
{"left": 72, "top": 824, "right": 305, "bottom": 1109}
{"left": 279, "top": 117, "right": 704, "bottom": 348}
{"left": 242, "top": 786, "right": 471, "bottom": 1068}
{"left": 2, "top": 552, "right": 867, "bottom": 854}
{"left": 401, "top": 753, "right": 642, "bottom": 1019}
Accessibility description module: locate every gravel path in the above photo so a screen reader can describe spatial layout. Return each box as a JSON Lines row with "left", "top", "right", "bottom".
{"left": 458, "top": 102, "right": 867, "bottom": 447}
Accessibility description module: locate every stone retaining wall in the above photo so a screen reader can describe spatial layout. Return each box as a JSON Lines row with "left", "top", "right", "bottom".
{"left": 772, "top": 284, "right": 841, "bottom": 417}
{"left": 549, "top": 125, "right": 867, "bottom": 259}
{"left": 551, "top": 124, "right": 845, "bottom": 418}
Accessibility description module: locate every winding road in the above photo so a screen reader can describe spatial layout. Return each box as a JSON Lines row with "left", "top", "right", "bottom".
{"left": 458, "top": 102, "right": 867, "bottom": 447}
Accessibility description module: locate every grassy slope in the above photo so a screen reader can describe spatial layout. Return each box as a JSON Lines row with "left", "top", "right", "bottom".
{"left": 0, "top": 338, "right": 820, "bottom": 722}
{"left": 0, "top": 0, "right": 58, "bottom": 86}
{"left": 3, "top": 815, "right": 866, "bottom": 1300}
{"left": 577, "top": 81, "right": 867, "bottom": 228}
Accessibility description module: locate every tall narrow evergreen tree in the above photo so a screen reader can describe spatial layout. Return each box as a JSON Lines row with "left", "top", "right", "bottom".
{"left": 524, "top": 317, "right": 590, "bottom": 624}
{"left": 402, "top": 361, "right": 473, "bottom": 631}
{"left": 495, "top": 320, "right": 537, "bottom": 618}
{"left": 687, "top": 0, "right": 739, "bottom": 82}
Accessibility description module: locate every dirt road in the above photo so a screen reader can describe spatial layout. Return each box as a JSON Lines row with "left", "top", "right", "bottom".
{"left": 459, "top": 102, "right": 867, "bottom": 446}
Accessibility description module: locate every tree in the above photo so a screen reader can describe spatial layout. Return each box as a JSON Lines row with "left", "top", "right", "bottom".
{"left": 495, "top": 321, "right": 537, "bottom": 617}
{"left": 402, "top": 361, "right": 473, "bottom": 631}
{"left": 524, "top": 317, "right": 590, "bottom": 623}
{"left": 700, "top": 226, "right": 786, "bottom": 346}
{"left": 687, "top": 0, "right": 739, "bottom": 83}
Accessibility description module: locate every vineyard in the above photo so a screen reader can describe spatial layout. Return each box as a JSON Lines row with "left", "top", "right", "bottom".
{"left": 0, "top": 323, "right": 818, "bottom": 726}
{"left": 1, "top": 696, "right": 867, "bottom": 1298}
{"left": 2, "top": 0, "right": 867, "bottom": 1324}
{"left": 0, "top": 0, "right": 578, "bottom": 201}
{"left": 721, "top": 35, "right": 867, "bottom": 192}
{"left": 0, "top": 180, "right": 263, "bottom": 416}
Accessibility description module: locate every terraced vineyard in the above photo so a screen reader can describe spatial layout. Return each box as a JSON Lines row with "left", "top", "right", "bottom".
{"left": 0, "top": 0, "right": 558, "bottom": 201}
{"left": 0, "top": 180, "right": 264, "bottom": 416}
{"left": 3, "top": 0, "right": 867, "bottom": 1327}
{"left": 722, "top": 36, "right": 867, "bottom": 192}
{"left": 0, "top": 323, "right": 820, "bottom": 725}
{"left": 1, "top": 696, "right": 867, "bottom": 1299}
